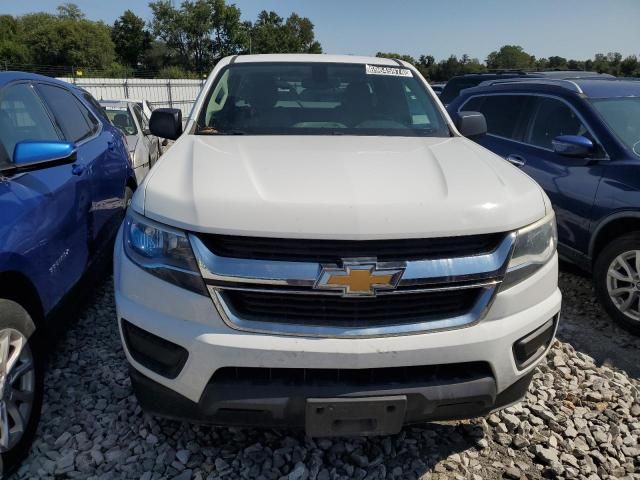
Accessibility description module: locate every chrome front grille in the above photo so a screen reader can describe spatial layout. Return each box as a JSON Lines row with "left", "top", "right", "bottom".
{"left": 196, "top": 233, "right": 506, "bottom": 263}
{"left": 190, "top": 233, "right": 515, "bottom": 337}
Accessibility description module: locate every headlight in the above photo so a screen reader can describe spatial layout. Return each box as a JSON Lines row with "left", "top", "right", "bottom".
{"left": 502, "top": 212, "right": 557, "bottom": 289}
{"left": 123, "top": 210, "right": 207, "bottom": 295}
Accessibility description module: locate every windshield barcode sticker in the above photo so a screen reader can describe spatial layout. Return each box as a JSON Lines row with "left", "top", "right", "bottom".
{"left": 365, "top": 64, "right": 413, "bottom": 77}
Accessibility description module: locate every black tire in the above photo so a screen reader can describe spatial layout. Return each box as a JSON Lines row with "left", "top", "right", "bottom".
{"left": 0, "top": 299, "right": 45, "bottom": 477}
{"left": 593, "top": 232, "right": 640, "bottom": 335}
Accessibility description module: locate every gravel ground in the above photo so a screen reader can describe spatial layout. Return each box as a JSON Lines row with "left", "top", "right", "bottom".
{"left": 8, "top": 271, "right": 640, "bottom": 480}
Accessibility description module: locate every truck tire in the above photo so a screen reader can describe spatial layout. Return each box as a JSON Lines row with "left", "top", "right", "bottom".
{"left": 0, "top": 299, "right": 44, "bottom": 476}
{"left": 593, "top": 232, "right": 640, "bottom": 335}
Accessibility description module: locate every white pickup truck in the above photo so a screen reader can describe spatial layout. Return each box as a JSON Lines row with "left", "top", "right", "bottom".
{"left": 114, "top": 54, "right": 561, "bottom": 436}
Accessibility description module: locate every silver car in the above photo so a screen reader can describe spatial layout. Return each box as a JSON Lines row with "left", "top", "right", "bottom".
{"left": 100, "top": 100, "right": 161, "bottom": 184}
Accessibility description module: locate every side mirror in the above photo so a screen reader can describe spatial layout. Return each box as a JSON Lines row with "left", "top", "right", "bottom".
{"left": 0, "top": 140, "right": 76, "bottom": 174}
{"left": 552, "top": 135, "right": 594, "bottom": 158}
{"left": 455, "top": 111, "right": 487, "bottom": 137}
{"left": 150, "top": 108, "right": 182, "bottom": 140}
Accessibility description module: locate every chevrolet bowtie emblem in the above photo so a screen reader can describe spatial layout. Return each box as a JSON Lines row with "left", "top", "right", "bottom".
{"left": 314, "top": 261, "right": 405, "bottom": 297}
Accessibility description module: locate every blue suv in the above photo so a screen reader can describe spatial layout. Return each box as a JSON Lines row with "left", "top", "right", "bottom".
{"left": 447, "top": 78, "right": 640, "bottom": 334}
{"left": 0, "top": 73, "right": 135, "bottom": 472}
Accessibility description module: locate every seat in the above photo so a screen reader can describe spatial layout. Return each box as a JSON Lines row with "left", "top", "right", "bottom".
{"left": 338, "top": 81, "right": 375, "bottom": 127}
{"left": 243, "top": 74, "right": 290, "bottom": 129}
{"left": 113, "top": 113, "right": 133, "bottom": 133}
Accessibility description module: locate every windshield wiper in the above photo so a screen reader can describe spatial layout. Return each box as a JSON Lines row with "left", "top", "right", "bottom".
{"left": 196, "top": 127, "right": 247, "bottom": 135}
{"left": 220, "top": 129, "right": 247, "bottom": 135}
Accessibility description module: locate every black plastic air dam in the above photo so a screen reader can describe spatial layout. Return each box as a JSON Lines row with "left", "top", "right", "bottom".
{"left": 121, "top": 319, "right": 188, "bottom": 379}
{"left": 513, "top": 315, "right": 558, "bottom": 370}
{"left": 128, "top": 363, "right": 535, "bottom": 430}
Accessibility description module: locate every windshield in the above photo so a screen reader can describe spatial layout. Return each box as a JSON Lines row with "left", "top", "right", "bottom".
{"left": 196, "top": 62, "right": 450, "bottom": 137}
{"left": 104, "top": 107, "right": 138, "bottom": 136}
{"left": 591, "top": 97, "right": 640, "bottom": 158}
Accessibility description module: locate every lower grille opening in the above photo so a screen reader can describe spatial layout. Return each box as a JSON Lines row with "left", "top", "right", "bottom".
{"left": 209, "top": 362, "right": 492, "bottom": 387}
{"left": 221, "top": 288, "right": 482, "bottom": 328}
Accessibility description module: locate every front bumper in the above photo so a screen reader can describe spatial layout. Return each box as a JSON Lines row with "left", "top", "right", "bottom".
{"left": 129, "top": 363, "right": 537, "bottom": 430}
{"left": 114, "top": 228, "right": 561, "bottom": 427}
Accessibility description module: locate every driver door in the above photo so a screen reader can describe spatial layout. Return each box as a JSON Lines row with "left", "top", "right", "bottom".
{"left": 516, "top": 96, "right": 606, "bottom": 255}
{"left": 0, "top": 82, "right": 88, "bottom": 306}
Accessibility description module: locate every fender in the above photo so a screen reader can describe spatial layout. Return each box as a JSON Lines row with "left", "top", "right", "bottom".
{"left": 589, "top": 210, "right": 640, "bottom": 258}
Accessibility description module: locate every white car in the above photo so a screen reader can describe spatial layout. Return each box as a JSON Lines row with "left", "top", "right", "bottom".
{"left": 108, "top": 98, "right": 155, "bottom": 119}
{"left": 114, "top": 54, "right": 561, "bottom": 436}
{"left": 100, "top": 100, "right": 161, "bottom": 184}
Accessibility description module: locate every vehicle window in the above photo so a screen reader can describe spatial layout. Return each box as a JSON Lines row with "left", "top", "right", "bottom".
{"left": 197, "top": 62, "right": 449, "bottom": 137}
{"left": 526, "top": 97, "right": 588, "bottom": 150}
{"left": 591, "top": 97, "right": 640, "bottom": 158}
{"left": 37, "top": 84, "right": 93, "bottom": 142}
{"left": 440, "top": 79, "right": 480, "bottom": 104}
{"left": 75, "top": 96, "right": 100, "bottom": 135}
{"left": 82, "top": 91, "right": 109, "bottom": 123}
{"left": 103, "top": 107, "right": 138, "bottom": 136}
{"left": 461, "top": 95, "right": 531, "bottom": 140}
{"left": 0, "top": 83, "right": 60, "bottom": 162}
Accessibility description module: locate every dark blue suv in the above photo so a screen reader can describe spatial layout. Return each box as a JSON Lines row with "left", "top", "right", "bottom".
{"left": 448, "top": 78, "right": 640, "bottom": 334}
{"left": 0, "top": 73, "right": 135, "bottom": 472}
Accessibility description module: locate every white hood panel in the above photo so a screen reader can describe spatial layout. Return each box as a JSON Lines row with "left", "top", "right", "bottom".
{"left": 139, "top": 135, "right": 547, "bottom": 239}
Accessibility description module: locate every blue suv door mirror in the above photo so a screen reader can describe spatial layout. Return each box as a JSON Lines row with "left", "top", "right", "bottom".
{"left": 1, "top": 141, "right": 77, "bottom": 174}
{"left": 552, "top": 135, "right": 594, "bottom": 158}
{"left": 455, "top": 111, "right": 487, "bottom": 137}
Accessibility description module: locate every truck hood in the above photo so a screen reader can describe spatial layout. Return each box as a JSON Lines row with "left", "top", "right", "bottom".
{"left": 137, "top": 135, "right": 547, "bottom": 239}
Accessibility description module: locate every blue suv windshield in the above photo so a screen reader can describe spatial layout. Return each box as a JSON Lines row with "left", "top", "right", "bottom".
{"left": 196, "top": 62, "right": 450, "bottom": 137}
{"left": 591, "top": 97, "right": 640, "bottom": 158}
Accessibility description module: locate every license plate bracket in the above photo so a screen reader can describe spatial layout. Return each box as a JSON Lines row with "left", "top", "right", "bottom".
{"left": 305, "top": 395, "right": 407, "bottom": 437}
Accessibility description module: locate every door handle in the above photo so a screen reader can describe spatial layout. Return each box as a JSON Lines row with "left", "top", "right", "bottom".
{"left": 107, "top": 140, "right": 116, "bottom": 151}
{"left": 71, "top": 164, "right": 85, "bottom": 176}
{"left": 506, "top": 154, "right": 526, "bottom": 167}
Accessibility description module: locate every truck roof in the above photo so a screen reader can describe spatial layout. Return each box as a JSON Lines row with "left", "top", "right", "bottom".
{"left": 233, "top": 54, "right": 407, "bottom": 66}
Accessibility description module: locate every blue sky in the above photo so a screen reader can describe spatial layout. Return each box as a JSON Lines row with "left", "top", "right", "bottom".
{"left": 3, "top": 0, "right": 639, "bottom": 61}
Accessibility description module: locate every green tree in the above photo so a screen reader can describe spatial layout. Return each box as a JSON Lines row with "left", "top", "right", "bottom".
{"left": 0, "top": 15, "right": 29, "bottom": 64}
{"left": 284, "top": 13, "right": 321, "bottom": 53}
{"left": 547, "top": 55, "right": 567, "bottom": 70}
{"left": 20, "top": 9, "right": 115, "bottom": 69}
{"left": 486, "top": 45, "right": 535, "bottom": 70}
{"left": 56, "top": 3, "right": 85, "bottom": 20}
{"left": 250, "top": 10, "right": 322, "bottom": 54}
{"left": 141, "top": 39, "right": 174, "bottom": 71}
{"left": 620, "top": 55, "right": 639, "bottom": 77}
{"left": 112, "top": 10, "right": 152, "bottom": 68}
{"left": 150, "top": 0, "right": 244, "bottom": 73}
{"left": 158, "top": 65, "right": 201, "bottom": 79}
{"left": 567, "top": 59, "right": 584, "bottom": 71}
{"left": 535, "top": 57, "right": 549, "bottom": 70}
{"left": 375, "top": 52, "right": 417, "bottom": 64}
